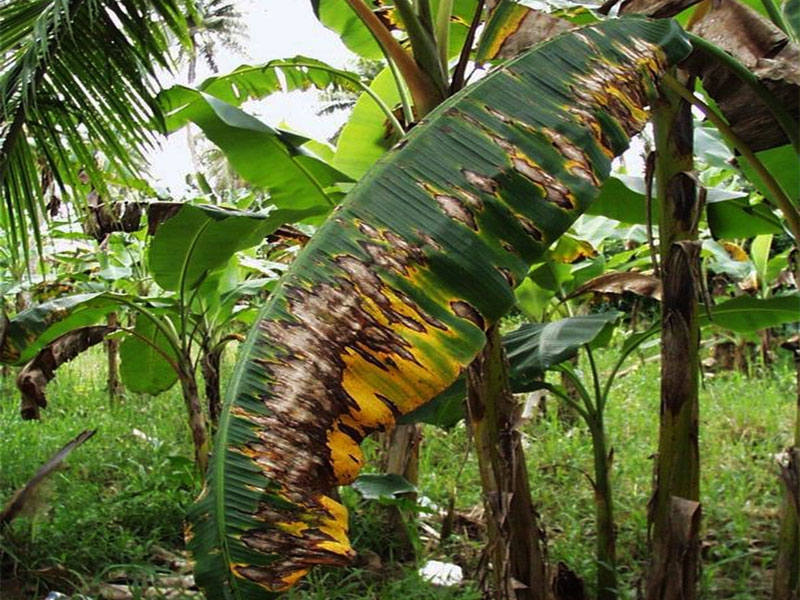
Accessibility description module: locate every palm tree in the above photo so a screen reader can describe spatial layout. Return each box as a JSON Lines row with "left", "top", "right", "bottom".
{"left": 183, "top": 0, "right": 246, "bottom": 82}
{"left": 0, "top": 0, "right": 195, "bottom": 262}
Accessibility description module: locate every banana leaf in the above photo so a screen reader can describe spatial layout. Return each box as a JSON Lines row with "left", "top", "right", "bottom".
{"left": 700, "top": 293, "right": 800, "bottom": 333}
{"left": 148, "top": 204, "right": 282, "bottom": 293}
{"left": 0, "top": 293, "right": 116, "bottom": 365}
{"left": 189, "top": 18, "right": 691, "bottom": 598}
{"left": 159, "top": 56, "right": 367, "bottom": 109}
{"left": 333, "top": 66, "right": 402, "bottom": 179}
{"left": 119, "top": 316, "right": 179, "bottom": 395}
{"left": 17, "top": 327, "right": 115, "bottom": 419}
{"left": 477, "top": 0, "right": 572, "bottom": 62}
{"left": 505, "top": 312, "right": 622, "bottom": 393}
{"left": 161, "top": 92, "right": 351, "bottom": 215}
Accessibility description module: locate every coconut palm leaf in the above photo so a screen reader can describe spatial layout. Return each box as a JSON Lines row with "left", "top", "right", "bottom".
{"left": 0, "top": 0, "right": 193, "bottom": 263}
{"left": 188, "top": 18, "right": 691, "bottom": 599}
{"left": 183, "top": 0, "right": 246, "bottom": 81}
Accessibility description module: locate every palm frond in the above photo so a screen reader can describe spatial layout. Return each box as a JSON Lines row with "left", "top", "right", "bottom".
{"left": 0, "top": 0, "right": 194, "bottom": 264}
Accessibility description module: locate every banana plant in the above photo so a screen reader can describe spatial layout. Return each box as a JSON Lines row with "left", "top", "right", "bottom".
{"left": 506, "top": 312, "right": 654, "bottom": 596}
{"left": 0, "top": 203, "right": 286, "bottom": 471}
{"left": 599, "top": 3, "right": 797, "bottom": 595}
{"left": 188, "top": 18, "right": 692, "bottom": 598}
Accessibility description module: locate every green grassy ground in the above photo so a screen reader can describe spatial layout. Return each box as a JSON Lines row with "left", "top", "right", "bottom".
{"left": 0, "top": 346, "right": 794, "bottom": 599}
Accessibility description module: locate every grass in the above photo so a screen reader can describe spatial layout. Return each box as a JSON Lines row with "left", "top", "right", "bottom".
{"left": 0, "top": 344, "right": 795, "bottom": 599}
{"left": 0, "top": 351, "right": 198, "bottom": 598}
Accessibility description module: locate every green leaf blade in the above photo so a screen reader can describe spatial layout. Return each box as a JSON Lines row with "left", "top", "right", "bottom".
{"left": 119, "top": 316, "right": 178, "bottom": 395}
{"left": 148, "top": 204, "right": 278, "bottom": 292}
{"left": 505, "top": 313, "right": 621, "bottom": 392}
{"left": 702, "top": 294, "right": 800, "bottom": 333}
{"left": 161, "top": 92, "right": 351, "bottom": 216}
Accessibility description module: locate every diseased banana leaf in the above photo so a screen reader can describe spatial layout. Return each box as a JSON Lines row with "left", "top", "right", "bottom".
{"left": 477, "top": 0, "right": 573, "bottom": 62}
{"left": 16, "top": 327, "right": 115, "bottom": 420}
{"left": 1, "top": 293, "right": 115, "bottom": 365}
{"left": 189, "top": 18, "right": 691, "bottom": 599}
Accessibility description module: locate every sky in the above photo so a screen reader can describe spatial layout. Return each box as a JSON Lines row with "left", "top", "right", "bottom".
{"left": 148, "top": 1, "right": 355, "bottom": 195}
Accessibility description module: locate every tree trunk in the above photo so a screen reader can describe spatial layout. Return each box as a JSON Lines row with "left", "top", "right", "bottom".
{"left": 467, "top": 325, "right": 548, "bottom": 600}
{"left": 760, "top": 328, "right": 774, "bottom": 369}
{"left": 379, "top": 423, "right": 422, "bottom": 561}
{"left": 774, "top": 337, "right": 800, "bottom": 599}
{"left": 201, "top": 347, "right": 222, "bottom": 425}
{"left": 590, "top": 413, "right": 617, "bottom": 600}
{"left": 646, "top": 70, "right": 702, "bottom": 600}
{"left": 106, "top": 311, "right": 123, "bottom": 403}
{"left": 179, "top": 366, "right": 210, "bottom": 474}
{"left": 558, "top": 356, "right": 581, "bottom": 427}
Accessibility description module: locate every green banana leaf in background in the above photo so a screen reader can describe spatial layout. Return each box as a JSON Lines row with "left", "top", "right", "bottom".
{"left": 188, "top": 18, "right": 692, "bottom": 599}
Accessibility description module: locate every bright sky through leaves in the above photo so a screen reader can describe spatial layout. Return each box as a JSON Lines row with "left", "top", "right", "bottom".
{"left": 149, "top": 1, "right": 354, "bottom": 195}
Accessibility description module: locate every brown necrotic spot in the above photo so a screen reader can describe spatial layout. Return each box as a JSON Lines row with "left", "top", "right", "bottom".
{"left": 392, "top": 287, "right": 447, "bottom": 331}
{"left": 511, "top": 157, "right": 575, "bottom": 210}
{"left": 417, "top": 232, "right": 443, "bottom": 253}
{"left": 254, "top": 504, "right": 301, "bottom": 526}
{"left": 496, "top": 267, "right": 517, "bottom": 288}
{"left": 455, "top": 187, "right": 484, "bottom": 211}
{"left": 350, "top": 344, "right": 390, "bottom": 371}
{"left": 450, "top": 300, "right": 485, "bottom": 330}
{"left": 358, "top": 222, "right": 380, "bottom": 238}
{"left": 374, "top": 392, "right": 403, "bottom": 419}
{"left": 235, "top": 564, "right": 296, "bottom": 590}
{"left": 462, "top": 169, "right": 499, "bottom": 194}
{"left": 486, "top": 105, "right": 512, "bottom": 123}
{"left": 518, "top": 216, "right": 544, "bottom": 241}
{"left": 541, "top": 128, "right": 601, "bottom": 187}
{"left": 434, "top": 193, "right": 478, "bottom": 230}
{"left": 569, "top": 107, "right": 612, "bottom": 157}
{"left": 493, "top": 136, "right": 516, "bottom": 156}
{"left": 543, "top": 128, "right": 586, "bottom": 165}
{"left": 336, "top": 421, "right": 364, "bottom": 441}
{"left": 569, "top": 163, "right": 598, "bottom": 183}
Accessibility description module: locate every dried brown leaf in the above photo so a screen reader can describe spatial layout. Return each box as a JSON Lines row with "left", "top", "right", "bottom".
{"left": 598, "top": 0, "right": 702, "bottom": 18}
{"left": 687, "top": 0, "right": 800, "bottom": 151}
{"left": 487, "top": 7, "right": 572, "bottom": 61}
{"left": 16, "top": 326, "right": 115, "bottom": 420}
{"left": 566, "top": 271, "right": 663, "bottom": 301}
{"left": 0, "top": 429, "right": 96, "bottom": 526}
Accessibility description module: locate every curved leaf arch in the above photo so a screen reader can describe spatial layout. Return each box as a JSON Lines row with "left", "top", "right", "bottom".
{"left": 189, "top": 18, "right": 691, "bottom": 599}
